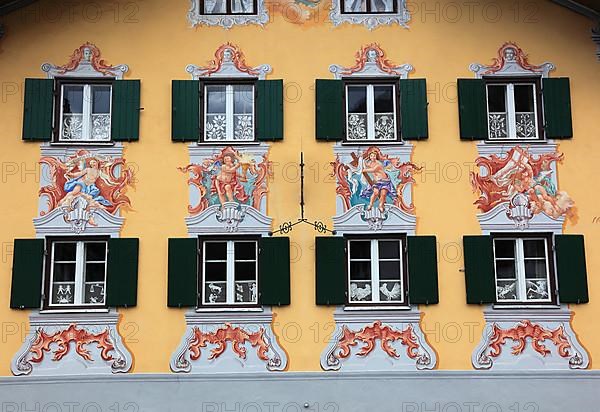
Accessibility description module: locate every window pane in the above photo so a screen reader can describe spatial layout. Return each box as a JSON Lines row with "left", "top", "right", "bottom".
{"left": 349, "top": 241, "right": 371, "bottom": 259}
{"left": 235, "top": 241, "right": 256, "bottom": 261}
{"left": 349, "top": 281, "right": 372, "bottom": 301}
{"left": 378, "top": 240, "right": 400, "bottom": 260}
{"left": 53, "top": 263, "right": 76, "bottom": 282}
{"left": 235, "top": 262, "right": 256, "bottom": 281}
{"left": 204, "top": 0, "right": 226, "bottom": 13}
{"left": 373, "top": 86, "right": 394, "bottom": 113}
{"left": 347, "top": 86, "right": 367, "bottom": 113}
{"left": 92, "top": 86, "right": 111, "bottom": 114}
{"left": 497, "top": 280, "right": 517, "bottom": 301}
{"left": 233, "top": 85, "right": 253, "bottom": 114}
{"left": 370, "top": 0, "right": 393, "bottom": 12}
{"left": 86, "top": 242, "right": 106, "bottom": 262}
{"left": 494, "top": 239, "right": 515, "bottom": 259}
{"left": 514, "top": 84, "right": 535, "bottom": 113}
{"left": 495, "top": 260, "right": 516, "bottom": 279}
{"left": 344, "top": 0, "right": 366, "bottom": 12}
{"left": 231, "top": 0, "right": 254, "bottom": 13}
{"left": 379, "top": 282, "right": 402, "bottom": 301}
{"left": 52, "top": 283, "right": 75, "bottom": 304}
{"left": 205, "top": 242, "right": 227, "bottom": 261}
{"left": 206, "top": 86, "right": 227, "bottom": 114}
{"left": 234, "top": 282, "right": 257, "bottom": 303}
{"left": 379, "top": 261, "right": 401, "bottom": 280}
{"left": 85, "top": 263, "right": 106, "bottom": 283}
{"left": 526, "top": 279, "right": 550, "bottom": 300}
{"left": 204, "top": 262, "right": 227, "bottom": 281}
{"left": 205, "top": 282, "right": 226, "bottom": 303}
{"left": 54, "top": 242, "right": 77, "bottom": 261}
{"left": 525, "top": 260, "right": 548, "bottom": 279}
{"left": 84, "top": 282, "right": 105, "bottom": 304}
{"left": 523, "top": 239, "right": 546, "bottom": 258}
{"left": 349, "top": 261, "right": 371, "bottom": 280}
{"left": 487, "top": 85, "right": 506, "bottom": 112}
{"left": 62, "top": 85, "right": 84, "bottom": 114}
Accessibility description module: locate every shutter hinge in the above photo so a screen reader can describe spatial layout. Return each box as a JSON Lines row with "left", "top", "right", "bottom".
{"left": 459, "top": 268, "right": 465, "bottom": 272}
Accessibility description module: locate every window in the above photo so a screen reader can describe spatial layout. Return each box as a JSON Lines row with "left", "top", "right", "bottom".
{"left": 347, "top": 238, "right": 407, "bottom": 305}
{"left": 346, "top": 83, "right": 398, "bottom": 141}
{"left": 200, "top": 0, "right": 257, "bottom": 15}
{"left": 342, "top": 0, "right": 396, "bottom": 13}
{"left": 45, "top": 239, "right": 108, "bottom": 309}
{"left": 485, "top": 78, "right": 542, "bottom": 140}
{"left": 58, "top": 81, "right": 112, "bottom": 142}
{"left": 493, "top": 236, "right": 555, "bottom": 304}
{"left": 203, "top": 83, "right": 255, "bottom": 142}
{"left": 200, "top": 238, "right": 258, "bottom": 307}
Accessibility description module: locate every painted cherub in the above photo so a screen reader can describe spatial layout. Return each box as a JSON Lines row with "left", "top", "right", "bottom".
{"left": 212, "top": 150, "right": 250, "bottom": 205}
{"left": 60, "top": 158, "right": 112, "bottom": 211}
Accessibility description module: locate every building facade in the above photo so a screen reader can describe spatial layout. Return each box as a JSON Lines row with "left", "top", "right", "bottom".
{"left": 0, "top": 0, "right": 599, "bottom": 410}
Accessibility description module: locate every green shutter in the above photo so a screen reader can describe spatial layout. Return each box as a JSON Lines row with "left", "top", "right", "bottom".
{"left": 457, "top": 79, "right": 488, "bottom": 140}
{"left": 543, "top": 78, "right": 573, "bottom": 139}
{"left": 10, "top": 239, "right": 45, "bottom": 309}
{"left": 22, "top": 78, "right": 54, "bottom": 141}
{"left": 401, "top": 79, "right": 429, "bottom": 140}
{"left": 407, "top": 236, "right": 439, "bottom": 304}
{"left": 555, "top": 235, "right": 588, "bottom": 304}
{"left": 106, "top": 238, "right": 139, "bottom": 307}
{"left": 172, "top": 80, "right": 200, "bottom": 142}
{"left": 315, "top": 79, "right": 344, "bottom": 141}
{"left": 256, "top": 80, "right": 283, "bottom": 141}
{"left": 259, "top": 237, "right": 290, "bottom": 306}
{"left": 167, "top": 238, "right": 198, "bottom": 307}
{"left": 111, "top": 80, "right": 141, "bottom": 142}
{"left": 315, "top": 237, "right": 346, "bottom": 305}
{"left": 463, "top": 235, "right": 496, "bottom": 304}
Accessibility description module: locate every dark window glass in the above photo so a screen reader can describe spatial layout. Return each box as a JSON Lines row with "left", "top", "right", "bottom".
{"left": 349, "top": 240, "right": 371, "bottom": 259}
{"left": 379, "top": 261, "right": 401, "bottom": 280}
{"left": 378, "top": 240, "right": 400, "bottom": 260}
{"left": 85, "top": 242, "right": 106, "bottom": 262}
{"left": 370, "top": 0, "right": 394, "bottom": 13}
{"left": 514, "top": 84, "right": 535, "bottom": 113}
{"left": 373, "top": 85, "right": 394, "bottom": 113}
{"left": 494, "top": 239, "right": 515, "bottom": 259}
{"left": 235, "top": 262, "right": 256, "bottom": 281}
{"left": 487, "top": 85, "right": 507, "bottom": 112}
{"left": 349, "top": 261, "right": 371, "bottom": 280}
{"left": 62, "top": 85, "right": 84, "bottom": 114}
{"left": 54, "top": 242, "right": 77, "bottom": 261}
{"left": 234, "top": 241, "right": 256, "bottom": 261}
{"left": 495, "top": 260, "right": 516, "bottom": 279}
{"left": 344, "top": 0, "right": 366, "bottom": 12}
{"left": 92, "top": 86, "right": 111, "bottom": 114}
{"left": 347, "top": 86, "right": 367, "bottom": 113}
{"left": 523, "top": 239, "right": 545, "bottom": 258}
{"left": 205, "top": 262, "right": 227, "bottom": 281}
{"left": 205, "top": 242, "right": 227, "bottom": 261}
{"left": 206, "top": 85, "right": 227, "bottom": 114}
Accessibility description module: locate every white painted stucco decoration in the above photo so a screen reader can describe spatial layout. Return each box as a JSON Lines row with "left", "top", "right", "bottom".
{"left": 469, "top": 41, "right": 555, "bottom": 79}
{"left": 330, "top": 43, "right": 413, "bottom": 79}
{"left": 188, "top": 0, "right": 269, "bottom": 29}
{"left": 11, "top": 311, "right": 132, "bottom": 376}
{"left": 42, "top": 42, "right": 129, "bottom": 79}
{"left": 186, "top": 43, "right": 271, "bottom": 80}
{"left": 329, "top": 0, "right": 410, "bottom": 30}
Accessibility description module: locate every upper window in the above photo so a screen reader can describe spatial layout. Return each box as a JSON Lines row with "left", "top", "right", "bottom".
{"left": 493, "top": 235, "right": 555, "bottom": 304}
{"left": 203, "top": 82, "right": 255, "bottom": 142}
{"left": 485, "top": 78, "right": 542, "bottom": 141}
{"left": 345, "top": 81, "right": 399, "bottom": 142}
{"left": 199, "top": 238, "right": 259, "bottom": 307}
{"left": 201, "top": 0, "right": 257, "bottom": 14}
{"left": 58, "top": 80, "right": 113, "bottom": 143}
{"left": 342, "top": 0, "right": 397, "bottom": 14}
{"left": 347, "top": 238, "right": 407, "bottom": 305}
{"left": 45, "top": 239, "right": 108, "bottom": 309}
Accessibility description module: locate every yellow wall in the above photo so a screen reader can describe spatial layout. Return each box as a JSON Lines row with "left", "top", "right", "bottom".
{"left": 0, "top": 0, "right": 597, "bottom": 374}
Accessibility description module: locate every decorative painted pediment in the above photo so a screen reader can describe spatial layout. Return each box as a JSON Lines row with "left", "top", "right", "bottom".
{"left": 188, "top": 0, "right": 269, "bottom": 29}
{"left": 331, "top": 144, "right": 420, "bottom": 233}
{"left": 329, "top": 0, "right": 410, "bottom": 30}
{"left": 186, "top": 43, "right": 271, "bottom": 79}
{"left": 36, "top": 146, "right": 134, "bottom": 235}
{"left": 470, "top": 144, "right": 576, "bottom": 231}
{"left": 181, "top": 144, "right": 272, "bottom": 234}
{"left": 469, "top": 42, "right": 555, "bottom": 78}
{"left": 42, "top": 42, "right": 129, "bottom": 79}
{"left": 329, "top": 43, "right": 413, "bottom": 79}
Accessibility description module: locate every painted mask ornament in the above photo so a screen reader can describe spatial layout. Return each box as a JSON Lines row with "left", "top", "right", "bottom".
{"left": 39, "top": 150, "right": 134, "bottom": 233}
{"left": 470, "top": 146, "right": 576, "bottom": 228}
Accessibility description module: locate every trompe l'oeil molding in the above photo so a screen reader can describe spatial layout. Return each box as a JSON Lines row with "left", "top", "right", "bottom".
{"left": 469, "top": 42, "right": 555, "bottom": 78}
{"left": 42, "top": 42, "right": 129, "bottom": 79}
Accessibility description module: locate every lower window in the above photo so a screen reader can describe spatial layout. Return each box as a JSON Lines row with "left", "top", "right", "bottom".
{"left": 347, "top": 238, "right": 406, "bottom": 305}
{"left": 46, "top": 239, "right": 108, "bottom": 309}
{"left": 200, "top": 238, "right": 259, "bottom": 307}
{"left": 493, "top": 235, "right": 555, "bottom": 304}
{"left": 346, "top": 83, "right": 398, "bottom": 141}
{"left": 342, "top": 0, "right": 396, "bottom": 13}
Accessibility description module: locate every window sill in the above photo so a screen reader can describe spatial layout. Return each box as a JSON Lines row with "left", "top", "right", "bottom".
{"left": 39, "top": 308, "right": 110, "bottom": 314}
{"left": 484, "top": 139, "right": 547, "bottom": 144}
{"left": 195, "top": 307, "right": 264, "bottom": 313}
{"left": 49, "top": 141, "right": 116, "bottom": 147}
{"left": 343, "top": 305, "right": 411, "bottom": 311}
{"left": 492, "top": 304, "right": 560, "bottom": 310}
{"left": 195, "top": 141, "right": 261, "bottom": 146}
{"left": 340, "top": 140, "right": 405, "bottom": 146}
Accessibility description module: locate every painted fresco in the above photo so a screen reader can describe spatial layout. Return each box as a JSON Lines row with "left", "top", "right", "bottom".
{"left": 180, "top": 146, "right": 272, "bottom": 216}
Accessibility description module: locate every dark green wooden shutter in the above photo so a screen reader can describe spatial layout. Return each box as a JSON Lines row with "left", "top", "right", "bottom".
{"left": 256, "top": 80, "right": 283, "bottom": 141}
{"left": 543, "top": 78, "right": 573, "bottom": 139}
{"left": 407, "top": 236, "right": 439, "bottom": 304}
{"left": 555, "top": 235, "right": 588, "bottom": 304}
{"left": 106, "top": 238, "right": 139, "bottom": 307}
{"left": 457, "top": 79, "right": 488, "bottom": 140}
{"left": 259, "top": 237, "right": 290, "bottom": 306}
{"left": 167, "top": 238, "right": 198, "bottom": 307}
{"left": 10, "top": 239, "right": 45, "bottom": 309}
{"left": 22, "top": 78, "right": 54, "bottom": 141}
{"left": 315, "top": 237, "right": 346, "bottom": 305}
{"left": 401, "top": 79, "right": 429, "bottom": 140}
{"left": 315, "top": 79, "right": 344, "bottom": 141}
{"left": 111, "top": 80, "right": 141, "bottom": 142}
{"left": 463, "top": 235, "right": 496, "bottom": 304}
{"left": 172, "top": 80, "right": 200, "bottom": 142}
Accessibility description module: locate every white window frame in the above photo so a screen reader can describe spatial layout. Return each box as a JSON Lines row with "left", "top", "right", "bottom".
{"left": 486, "top": 82, "right": 539, "bottom": 140}
{"left": 345, "top": 83, "right": 398, "bottom": 142}
{"left": 48, "top": 240, "right": 108, "bottom": 308}
{"left": 493, "top": 237, "right": 553, "bottom": 304}
{"left": 347, "top": 238, "right": 405, "bottom": 305}
{"left": 201, "top": 239, "right": 259, "bottom": 306}
{"left": 58, "top": 83, "right": 113, "bottom": 143}
{"left": 203, "top": 84, "right": 255, "bottom": 142}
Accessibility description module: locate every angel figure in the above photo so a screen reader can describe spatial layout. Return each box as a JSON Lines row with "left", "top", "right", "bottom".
{"left": 60, "top": 158, "right": 112, "bottom": 209}
{"left": 359, "top": 148, "right": 397, "bottom": 213}
{"left": 211, "top": 150, "right": 251, "bottom": 205}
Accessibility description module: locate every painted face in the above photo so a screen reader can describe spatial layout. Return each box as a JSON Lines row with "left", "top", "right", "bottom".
{"left": 89, "top": 159, "right": 98, "bottom": 168}
{"left": 504, "top": 47, "right": 516, "bottom": 62}
{"left": 369, "top": 152, "right": 377, "bottom": 161}
{"left": 223, "top": 48, "right": 233, "bottom": 62}
{"left": 366, "top": 49, "right": 378, "bottom": 63}
{"left": 223, "top": 155, "right": 233, "bottom": 165}
{"left": 83, "top": 47, "right": 92, "bottom": 61}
